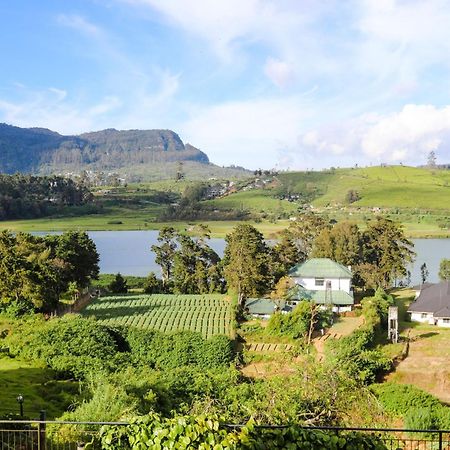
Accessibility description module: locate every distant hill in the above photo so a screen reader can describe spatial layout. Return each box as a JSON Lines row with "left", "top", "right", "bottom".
{"left": 0, "top": 123, "right": 245, "bottom": 180}
{"left": 276, "top": 165, "right": 450, "bottom": 209}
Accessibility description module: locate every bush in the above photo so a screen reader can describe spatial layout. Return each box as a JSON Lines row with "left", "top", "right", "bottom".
{"left": 124, "top": 328, "right": 234, "bottom": 370}
{"left": 404, "top": 407, "right": 436, "bottom": 432}
{"left": 108, "top": 273, "right": 128, "bottom": 294}
{"left": 7, "top": 315, "right": 124, "bottom": 378}
{"left": 143, "top": 272, "right": 162, "bottom": 294}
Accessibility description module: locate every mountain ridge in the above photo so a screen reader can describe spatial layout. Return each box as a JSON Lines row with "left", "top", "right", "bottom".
{"left": 0, "top": 123, "right": 210, "bottom": 175}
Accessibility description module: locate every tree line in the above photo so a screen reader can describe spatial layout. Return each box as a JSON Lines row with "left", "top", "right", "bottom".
{"left": 0, "top": 174, "right": 92, "bottom": 220}
{"left": 150, "top": 214, "right": 415, "bottom": 303}
{"left": 0, "top": 231, "right": 99, "bottom": 313}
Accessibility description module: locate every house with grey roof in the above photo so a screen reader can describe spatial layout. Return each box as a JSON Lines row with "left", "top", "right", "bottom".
{"left": 287, "top": 258, "right": 354, "bottom": 313}
{"left": 408, "top": 281, "right": 450, "bottom": 327}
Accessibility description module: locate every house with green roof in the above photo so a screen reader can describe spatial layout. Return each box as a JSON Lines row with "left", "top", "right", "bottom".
{"left": 287, "top": 258, "right": 354, "bottom": 312}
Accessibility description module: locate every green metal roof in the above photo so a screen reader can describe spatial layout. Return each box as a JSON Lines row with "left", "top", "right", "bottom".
{"left": 245, "top": 298, "right": 281, "bottom": 315}
{"left": 288, "top": 286, "right": 354, "bottom": 306}
{"left": 288, "top": 258, "right": 352, "bottom": 278}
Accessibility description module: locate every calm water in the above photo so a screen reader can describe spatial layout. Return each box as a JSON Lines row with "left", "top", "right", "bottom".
{"left": 36, "top": 231, "right": 450, "bottom": 284}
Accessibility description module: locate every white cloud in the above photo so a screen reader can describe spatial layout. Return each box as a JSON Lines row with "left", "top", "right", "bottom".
{"left": 300, "top": 104, "right": 450, "bottom": 164}
{"left": 264, "top": 58, "right": 294, "bottom": 88}
{"left": 57, "top": 14, "right": 103, "bottom": 37}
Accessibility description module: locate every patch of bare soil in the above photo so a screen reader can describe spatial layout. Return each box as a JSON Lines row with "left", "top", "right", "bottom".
{"left": 387, "top": 330, "right": 450, "bottom": 403}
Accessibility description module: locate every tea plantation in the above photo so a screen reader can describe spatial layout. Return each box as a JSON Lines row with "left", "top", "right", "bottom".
{"left": 81, "top": 294, "right": 233, "bottom": 338}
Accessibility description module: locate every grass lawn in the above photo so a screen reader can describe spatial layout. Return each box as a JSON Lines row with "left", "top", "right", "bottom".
{"left": 385, "top": 288, "right": 450, "bottom": 402}
{"left": 0, "top": 356, "right": 78, "bottom": 419}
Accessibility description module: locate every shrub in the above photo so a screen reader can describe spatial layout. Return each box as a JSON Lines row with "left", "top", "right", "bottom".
{"left": 108, "top": 273, "right": 128, "bottom": 294}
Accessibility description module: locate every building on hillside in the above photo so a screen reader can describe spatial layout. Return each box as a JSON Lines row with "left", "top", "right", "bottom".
{"left": 408, "top": 281, "right": 450, "bottom": 327}
{"left": 244, "top": 298, "right": 285, "bottom": 319}
{"left": 287, "top": 258, "right": 354, "bottom": 313}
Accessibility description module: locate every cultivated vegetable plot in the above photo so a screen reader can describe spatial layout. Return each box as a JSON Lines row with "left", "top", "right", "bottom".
{"left": 81, "top": 294, "right": 232, "bottom": 338}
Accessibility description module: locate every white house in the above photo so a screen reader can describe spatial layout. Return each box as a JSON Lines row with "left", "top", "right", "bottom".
{"left": 287, "top": 258, "right": 354, "bottom": 313}
{"left": 408, "top": 281, "right": 450, "bottom": 327}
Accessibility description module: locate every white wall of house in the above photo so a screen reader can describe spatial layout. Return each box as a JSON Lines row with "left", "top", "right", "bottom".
{"left": 437, "top": 318, "right": 450, "bottom": 328}
{"left": 410, "top": 312, "right": 435, "bottom": 324}
{"left": 292, "top": 276, "right": 351, "bottom": 294}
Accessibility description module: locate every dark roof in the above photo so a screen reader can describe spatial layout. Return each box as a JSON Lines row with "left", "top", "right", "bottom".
{"left": 288, "top": 286, "right": 354, "bottom": 306}
{"left": 408, "top": 281, "right": 450, "bottom": 316}
{"left": 289, "top": 258, "right": 352, "bottom": 278}
{"left": 411, "top": 282, "right": 433, "bottom": 291}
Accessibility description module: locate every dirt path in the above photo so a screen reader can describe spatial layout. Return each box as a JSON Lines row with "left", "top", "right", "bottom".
{"left": 313, "top": 316, "right": 364, "bottom": 361}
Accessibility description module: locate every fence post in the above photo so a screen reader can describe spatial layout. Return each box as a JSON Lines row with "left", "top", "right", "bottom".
{"left": 439, "top": 430, "right": 443, "bottom": 450}
{"left": 38, "top": 410, "right": 46, "bottom": 450}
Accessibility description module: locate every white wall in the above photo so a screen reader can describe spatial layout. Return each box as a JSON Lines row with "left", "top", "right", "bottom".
{"left": 410, "top": 312, "right": 434, "bottom": 324}
{"left": 437, "top": 318, "right": 450, "bottom": 328}
{"left": 293, "top": 276, "right": 351, "bottom": 294}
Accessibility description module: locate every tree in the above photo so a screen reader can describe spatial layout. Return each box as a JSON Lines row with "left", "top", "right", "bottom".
{"left": 223, "top": 224, "right": 272, "bottom": 305}
{"left": 285, "top": 213, "right": 329, "bottom": 260}
{"left": 360, "top": 217, "right": 415, "bottom": 289}
{"left": 109, "top": 273, "right": 128, "bottom": 294}
{"left": 427, "top": 150, "right": 437, "bottom": 168}
{"left": 151, "top": 227, "right": 177, "bottom": 289}
{"left": 439, "top": 259, "right": 450, "bottom": 281}
{"left": 270, "top": 276, "right": 295, "bottom": 310}
{"left": 420, "top": 263, "right": 429, "bottom": 284}
{"left": 272, "top": 230, "right": 300, "bottom": 275}
{"left": 312, "top": 221, "right": 362, "bottom": 268}
{"left": 46, "top": 231, "right": 99, "bottom": 289}
{"left": 144, "top": 272, "right": 161, "bottom": 294}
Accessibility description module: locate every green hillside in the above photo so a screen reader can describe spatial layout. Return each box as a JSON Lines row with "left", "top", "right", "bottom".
{"left": 277, "top": 165, "right": 450, "bottom": 209}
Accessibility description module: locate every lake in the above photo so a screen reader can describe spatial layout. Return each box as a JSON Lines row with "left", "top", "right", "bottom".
{"left": 39, "top": 230, "right": 450, "bottom": 285}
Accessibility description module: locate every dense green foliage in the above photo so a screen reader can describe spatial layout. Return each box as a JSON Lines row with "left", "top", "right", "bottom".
{"left": 0, "top": 230, "right": 99, "bottom": 312}
{"left": 371, "top": 383, "right": 450, "bottom": 430}
{"left": 0, "top": 173, "right": 92, "bottom": 220}
{"left": 326, "top": 289, "right": 393, "bottom": 384}
{"left": 312, "top": 217, "right": 415, "bottom": 289}
{"left": 151, "top": 226, "right": 222, "bottom": 294}
{"left": 5, "top": 314, "right": 234, "bottom": 379}
{"left": 266, "top": 301, "right": 332, "bottom": 340}
{"left": 439, "top": 258, "right": 450, "bottom": 280}
{"left": 99, "top": 413, "right": 388, "bottom": 450}
{"left": 82, "top": 294, "right": 232, "bottom": 338}
{"left": 108, "top": 273, "right": 128, "bottom": 294}
{"left": 223, "top": 224, "right": 273, "bottom": 304}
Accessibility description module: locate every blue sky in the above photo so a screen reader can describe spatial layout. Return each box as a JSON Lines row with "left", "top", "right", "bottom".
{"left": 2, "top": 0, "right": 450, "bottom": 169}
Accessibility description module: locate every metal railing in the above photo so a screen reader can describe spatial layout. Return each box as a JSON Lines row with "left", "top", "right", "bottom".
{"left": 1, "top": 416, "right": 450, "bottom": 449}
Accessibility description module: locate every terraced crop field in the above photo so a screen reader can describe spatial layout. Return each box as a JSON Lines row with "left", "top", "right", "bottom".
{"left": 82, "top": 294, "right": 232, "bottom": 338}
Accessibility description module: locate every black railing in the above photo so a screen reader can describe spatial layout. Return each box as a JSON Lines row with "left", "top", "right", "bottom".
{"left": 1, "top": 417, "right": 450, "bottom": 449}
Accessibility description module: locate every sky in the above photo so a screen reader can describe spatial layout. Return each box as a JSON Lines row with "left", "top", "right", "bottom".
{"left": 2, "top": 0, "right": 450, "bottom": 170}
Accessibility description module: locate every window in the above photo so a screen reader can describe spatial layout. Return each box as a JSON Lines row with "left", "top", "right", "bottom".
{"left": 315, "top": 278, "right": 324, "bottom": 287}
{"left": 443, "top": 318, "right": 450, "bottom": 324}
{"left": 421, "top": 313, "right": 428, "bottom": 319}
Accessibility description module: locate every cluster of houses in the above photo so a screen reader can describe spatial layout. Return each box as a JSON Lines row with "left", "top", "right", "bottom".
{"left": 245, "top": 257, "right": 450, "bottom": 328}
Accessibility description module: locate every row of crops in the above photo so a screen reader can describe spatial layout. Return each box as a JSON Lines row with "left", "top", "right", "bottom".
{"left": 82, "top": 294, "right": 233, "bottom": 338}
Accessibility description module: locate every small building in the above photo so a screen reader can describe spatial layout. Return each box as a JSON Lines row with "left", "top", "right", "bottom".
{"left": 408, "top": 281, "right": 450, "bottom": 327}
{"left": 287, "top": 258, "right": 354, "bottom": 312}
{"left": 244, "top": 298, "right": 285, "bottom": 319}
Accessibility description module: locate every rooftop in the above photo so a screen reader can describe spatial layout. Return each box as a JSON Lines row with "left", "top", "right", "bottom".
{"left": 288, "top": 258, "right": 352, "bottom": 279}
{"left": 288, "top": 285, "right": 354, "bottom": 305}
{"left": 408, "top": 281, "right": 450, "bottom": 316}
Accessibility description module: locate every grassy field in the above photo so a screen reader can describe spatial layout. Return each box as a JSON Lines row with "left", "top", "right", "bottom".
{"left": 82, "top": 294, "right": 233, "bottom": 338}
{"left": 2, "top": 165, "right": 450, "bottom": 238}
{"left": 0, "top": 356, "right": 78, "bottom": 419}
